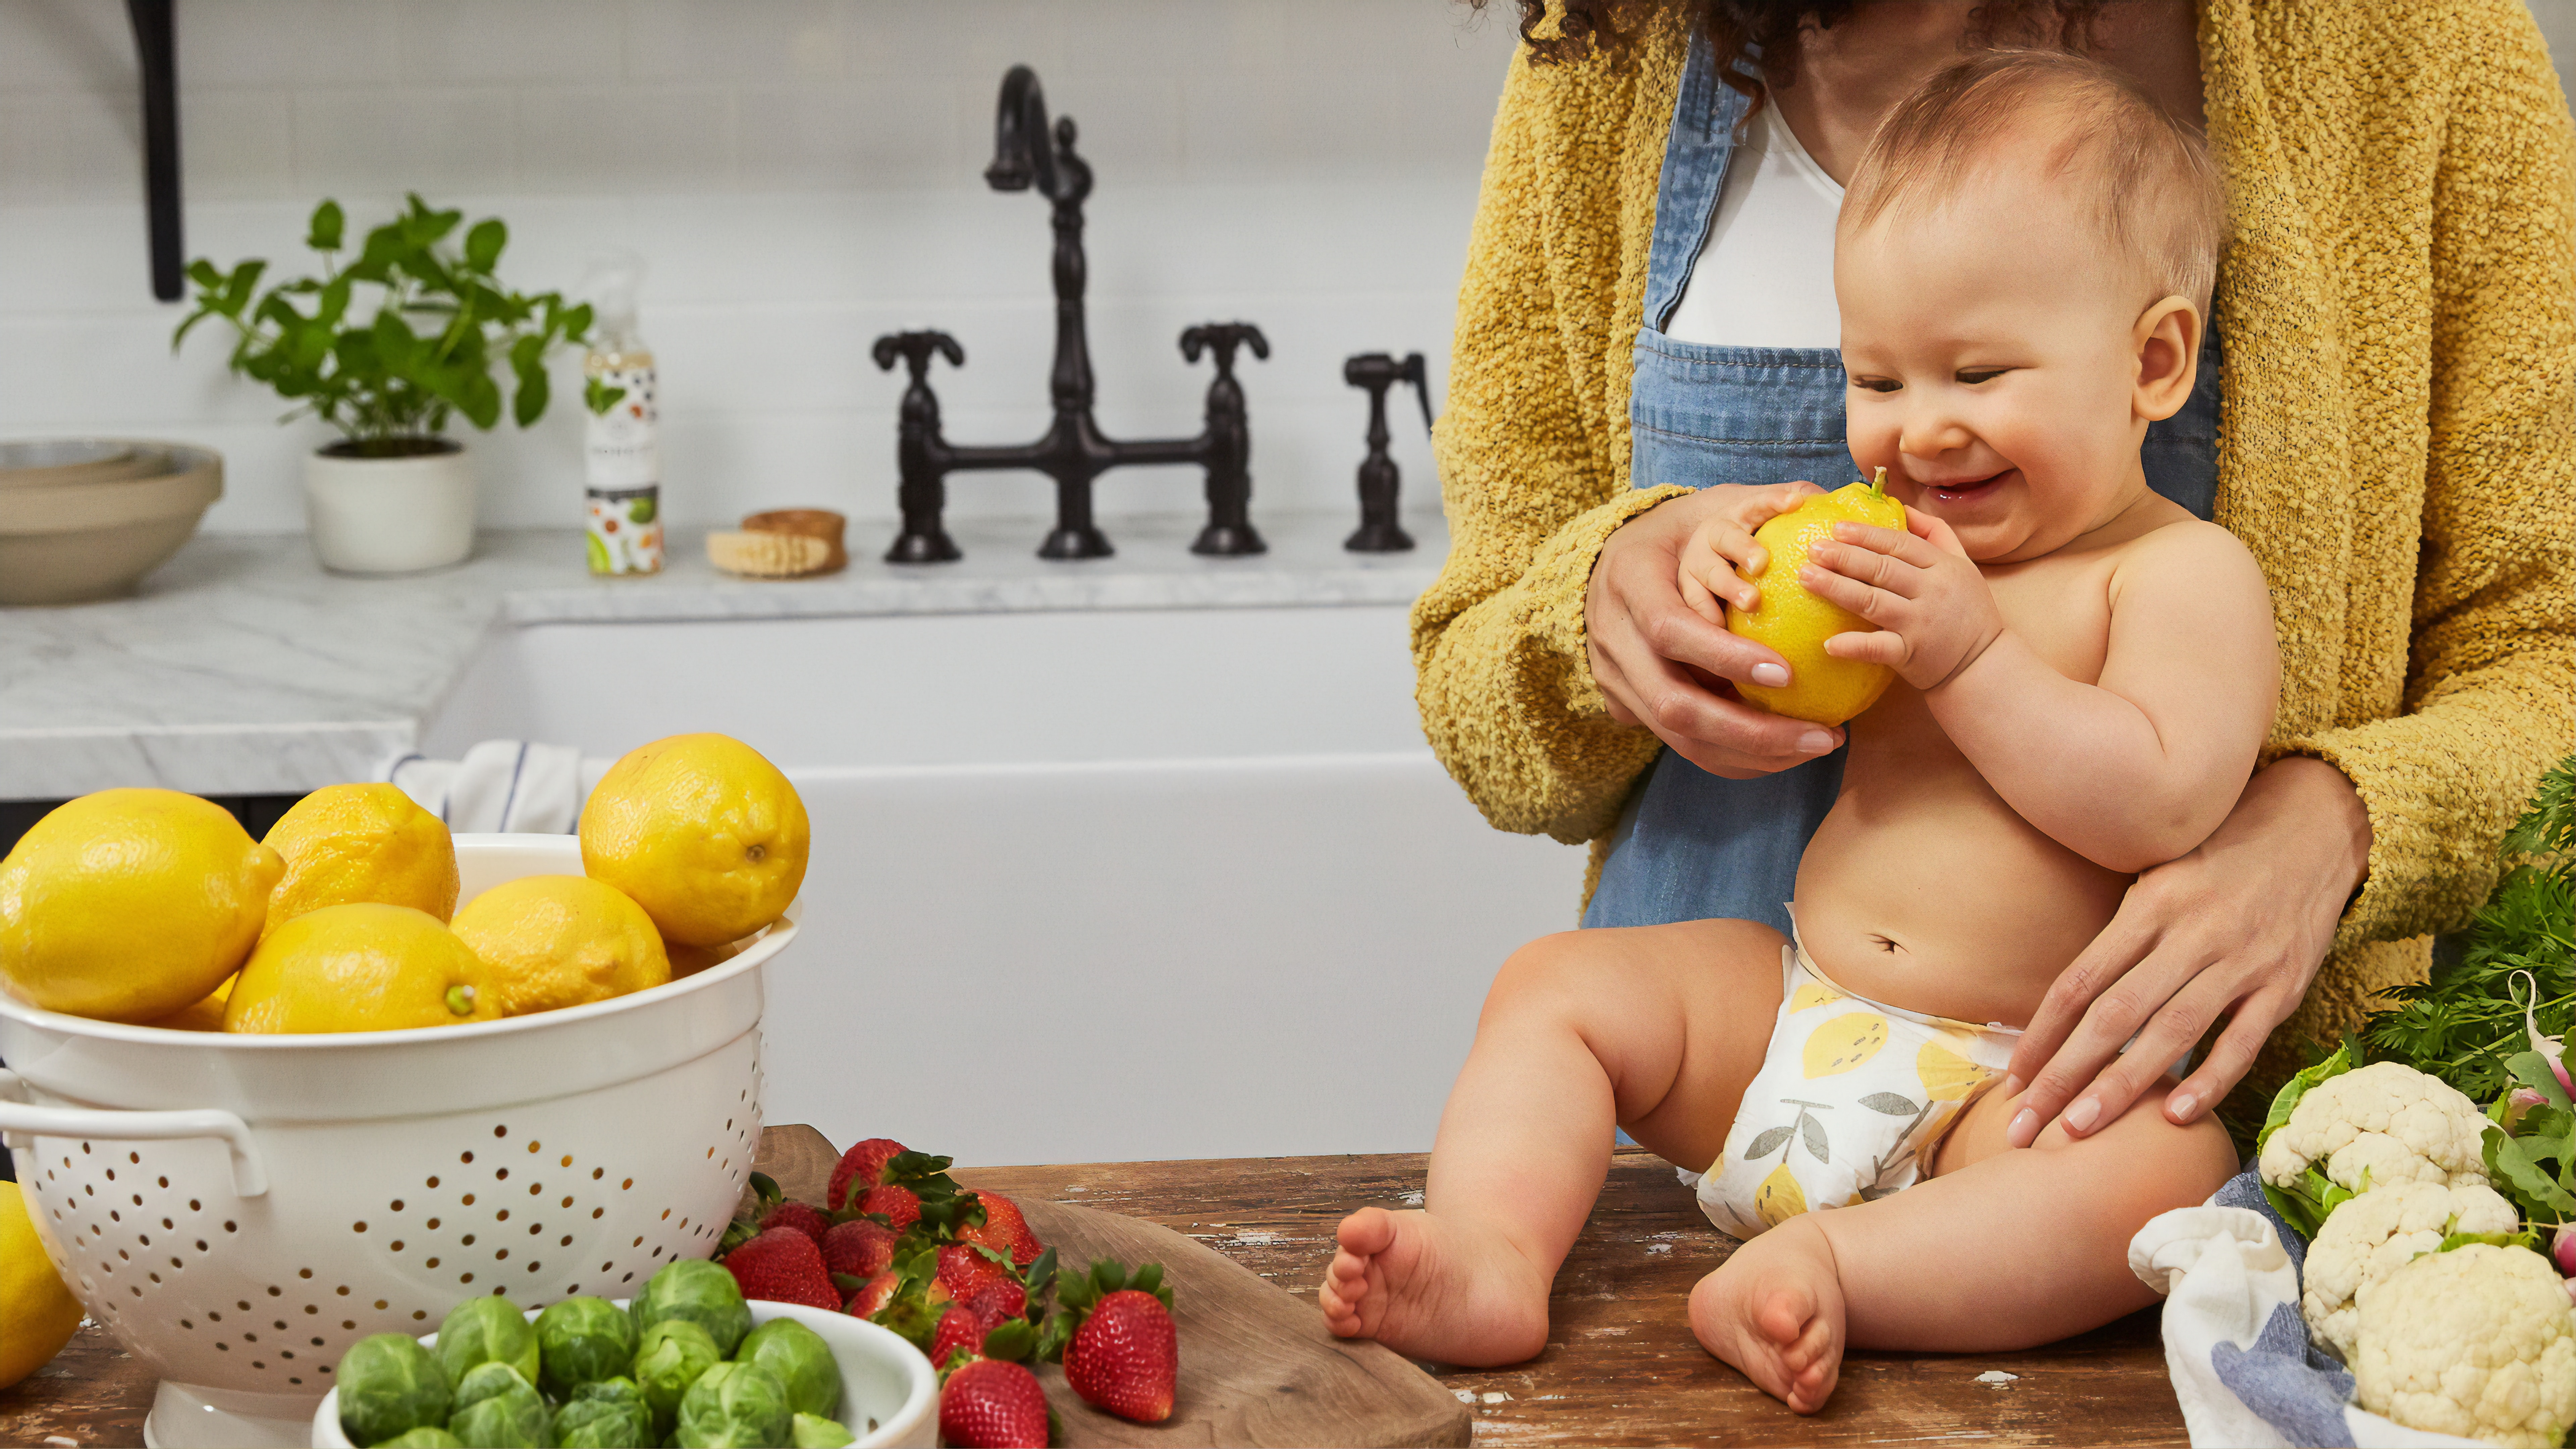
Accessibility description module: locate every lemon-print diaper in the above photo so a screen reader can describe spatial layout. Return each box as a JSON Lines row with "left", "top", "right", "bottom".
{"left": 1693, "top": 933, "right": 2020, "bottom": 1238}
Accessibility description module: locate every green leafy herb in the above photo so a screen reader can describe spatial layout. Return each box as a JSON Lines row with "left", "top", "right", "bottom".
{"left": 2362, "top": 753, "right": 2576, "bottom": 1103}
{"left": 174, "top": 195, "right": 593, "bottom": 445}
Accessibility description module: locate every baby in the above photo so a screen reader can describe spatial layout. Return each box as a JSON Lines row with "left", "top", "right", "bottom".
{"left": 1323, "top": 50, "right": 2274, "bottom": 1411}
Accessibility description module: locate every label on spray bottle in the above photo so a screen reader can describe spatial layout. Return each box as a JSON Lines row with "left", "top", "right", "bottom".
{"left": 584, "top": 361, "right": 661, "bottom": 575}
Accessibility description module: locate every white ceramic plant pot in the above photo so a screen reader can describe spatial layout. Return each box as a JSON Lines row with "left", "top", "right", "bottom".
{"left": 302, "top": 440, "right": 475, "bottom": 575}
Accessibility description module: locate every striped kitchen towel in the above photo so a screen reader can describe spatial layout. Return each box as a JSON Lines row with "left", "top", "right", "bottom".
{"left": 383, "top": 740, "right": 609, "bottom": 834}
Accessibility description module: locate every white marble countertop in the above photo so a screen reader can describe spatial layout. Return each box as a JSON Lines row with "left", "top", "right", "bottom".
{"left": 0, "top": 509, "right": 1447, "bottom": 800}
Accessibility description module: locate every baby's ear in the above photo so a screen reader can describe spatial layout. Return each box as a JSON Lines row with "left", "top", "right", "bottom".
{"left": 2131, "top": 297, "right": 2201, "bottom": 423}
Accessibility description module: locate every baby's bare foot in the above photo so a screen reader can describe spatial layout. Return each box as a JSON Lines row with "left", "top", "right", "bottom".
{"left": 1689, "top": 1219, "right": 1848, "bottom": 1414}
{"left": 1319, "top": 1206, "right": 1551, "bottom": 1366}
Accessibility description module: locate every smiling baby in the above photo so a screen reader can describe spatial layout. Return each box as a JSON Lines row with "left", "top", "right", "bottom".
{"left": 1320, "top": 50, "right": 2272, "bottom": 1410}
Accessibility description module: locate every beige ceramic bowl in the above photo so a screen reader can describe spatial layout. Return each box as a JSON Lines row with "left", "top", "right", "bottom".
{"left": 0, "top": 439, "right": 222, "bottom": 604}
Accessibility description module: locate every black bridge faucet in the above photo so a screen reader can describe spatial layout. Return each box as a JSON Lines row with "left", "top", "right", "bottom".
{"left": 872, "top": 65, "right": 1270, "bottom": 564}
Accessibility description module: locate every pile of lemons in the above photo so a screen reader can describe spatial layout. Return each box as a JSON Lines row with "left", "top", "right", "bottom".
{"left": 0, "top": 733, "right": 808, "bottom": 1035}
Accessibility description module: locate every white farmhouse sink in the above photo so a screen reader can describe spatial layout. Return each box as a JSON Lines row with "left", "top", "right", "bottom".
{"left": 420, "top": 604, "right": 1581, "bottom": 1167}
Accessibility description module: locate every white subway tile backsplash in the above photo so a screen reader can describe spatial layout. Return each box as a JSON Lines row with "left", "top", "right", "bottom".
{"left": 387, "top": 0, "right": 626, "bottom": 85}
{"left": 2, "top": 1, "right": 1514, "bottom": 533}
{"left": 291, "top": 87, "right": 522, "bottom": 195}
{"left": 515, "top": 86, "right": 734, "bottom": 193}
{"left": 627, "top": 0, "right": 845, "bottom": 84}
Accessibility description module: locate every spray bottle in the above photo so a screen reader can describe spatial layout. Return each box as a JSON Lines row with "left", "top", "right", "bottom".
{"left": 580, "top": 250, "right": 661, "bottom": 575}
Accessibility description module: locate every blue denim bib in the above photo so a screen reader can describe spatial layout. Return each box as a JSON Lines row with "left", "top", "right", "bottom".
{"left": 1584, "top": 35, "right": 2223, "bottom": 932}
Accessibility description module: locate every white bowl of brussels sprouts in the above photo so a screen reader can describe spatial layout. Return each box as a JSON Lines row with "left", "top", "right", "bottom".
{"left": 311, "top": 1260, "right": 935, "bottom": 1448}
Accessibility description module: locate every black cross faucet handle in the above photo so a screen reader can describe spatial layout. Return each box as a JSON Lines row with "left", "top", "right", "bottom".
{"left": 1180, "top": 322, "right": 1271, "bottom": 380}
{"left": 871, "top": 329, "right": 965, "bottom": 380}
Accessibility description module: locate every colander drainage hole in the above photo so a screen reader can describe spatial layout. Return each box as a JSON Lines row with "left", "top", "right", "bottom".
{"left": 266, "top": 1286, "right": 282, "bottom": 1297}
{"left": 462, "top": 1194, "right": 476, "bottom": 1206}
{"left": 189, "top": 1199, "right": 201, "bottom": 1211}
{"left": 427, "top": 1176, "right": 441, "bottom": 1188}
{"left": 298, "top": 1268, "right": 312, "bottom": 1279}
{"left": 427, "top": 1219, "right": 440, "bottom": 1229}
{"left": 391, "top": 1199, "right": 405, "bottom": 1211}
{"left": 427, "top": 1257, "right": 442, "bottom": 1269}
{"left": 528, "top": 1141, "right": 541, "bottom": 1155}
{"left": 494, "top": 1125, "right": 508, "bottom": 1138}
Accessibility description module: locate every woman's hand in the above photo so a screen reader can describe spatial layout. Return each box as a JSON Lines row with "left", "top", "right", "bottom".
{"left": 1588, "top": 483, "right": 1849, "bottom": 779}
{"left": 1999, "top": 756, "right": 2375, "bottom": 1146}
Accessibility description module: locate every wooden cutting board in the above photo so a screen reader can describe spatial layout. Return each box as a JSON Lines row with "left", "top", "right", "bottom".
{"left": 755, "top": 1126, "right": 1471, "bottom": 1449}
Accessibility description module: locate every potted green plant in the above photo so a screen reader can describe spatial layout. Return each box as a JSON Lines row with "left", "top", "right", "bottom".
{"left": 175, "top": 194, "right": 594, "bottom": 574}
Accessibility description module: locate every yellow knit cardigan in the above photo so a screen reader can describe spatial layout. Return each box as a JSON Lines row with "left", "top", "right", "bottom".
{"left": 1413, "top": 0, "right": 2576, "bottom": 1055}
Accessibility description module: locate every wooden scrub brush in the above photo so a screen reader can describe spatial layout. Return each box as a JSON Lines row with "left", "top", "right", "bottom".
{"left": 707, "top": 508, "right": 848, "bottom": 578}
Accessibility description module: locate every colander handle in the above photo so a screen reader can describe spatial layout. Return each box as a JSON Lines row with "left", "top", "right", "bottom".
{"left": 0, "top": 1070, "right": 267, "bottom": 1198}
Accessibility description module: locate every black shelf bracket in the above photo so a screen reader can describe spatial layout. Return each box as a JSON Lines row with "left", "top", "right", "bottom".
{"left": 128, "top": 0, "right": 182, "bottom": 302}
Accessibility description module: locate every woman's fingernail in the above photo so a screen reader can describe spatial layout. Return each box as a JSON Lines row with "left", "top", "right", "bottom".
{"left": 1751, "top": 663, "right": 1790, "bottom": 688}
{"left": 2169, "top": 1092, "right": 2197, "bottom": 1121}
{"left": 2007, "top": 1108, "right": 2038, "bottom": 1146}
{"left": 2065, "top": 1097, "right": 2101, "bottom": 1132}
{"left": 1797, "top": 730, "right": 1835, "bottom": 754}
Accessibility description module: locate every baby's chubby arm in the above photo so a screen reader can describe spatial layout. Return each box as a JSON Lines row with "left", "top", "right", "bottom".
{"left": 1806, "top": 515, "right": 2277, "bottom": 873}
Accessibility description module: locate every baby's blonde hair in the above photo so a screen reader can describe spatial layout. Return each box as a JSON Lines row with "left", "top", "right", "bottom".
{"left": 1841, "top": 49, "right": 2224, "bottom": 317}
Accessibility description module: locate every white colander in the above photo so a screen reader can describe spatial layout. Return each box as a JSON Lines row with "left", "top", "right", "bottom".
{"left": 0, "top": 835, "right": 791, "bottom": 1449}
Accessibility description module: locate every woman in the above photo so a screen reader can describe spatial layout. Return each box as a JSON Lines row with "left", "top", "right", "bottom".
{"left": 1417, "top": 0, "right": 2574, "bottom": 1141}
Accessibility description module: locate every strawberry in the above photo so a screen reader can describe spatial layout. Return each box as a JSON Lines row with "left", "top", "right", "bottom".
{"left": 966, "top": 1279, "right": 1028, "bottom": 1327}
{"left": 930, "top": 1303, "right": 988, "bottom": 1368}
{"left": 855, "top": 1182, "right": 921, "bottom": 1232}
{"left": 843, "top": 1269, "right": 900, "bottom": 1319}
{"left": 826, "top": 1138, "right": 910, "bottom": 1213}
{"left": 938, "top": 1359, "right": 1051, "bottom": 1449}
{"left": 720, "top": 1227, "right": 841, "bottom": 1311}
{"left": 955, "top": 1191, "right": 1046, "bottom": 1268}
{"left": 759, "top": 1199, "right": 831, "bottom": 1245}
{"left": 821, "top": 1217, "right": 897, "bottom": 1280}
{"left": 1053, "top": 1261, "right": 1177, "bottom": 1424}
{"left": 937, "top": 1242, "right": 1015, "bottom": 1301}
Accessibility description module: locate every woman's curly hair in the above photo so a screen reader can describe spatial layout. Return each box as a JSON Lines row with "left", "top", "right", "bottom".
{"left": 1474, "top": 1, "right": 2108, "bottom": 102}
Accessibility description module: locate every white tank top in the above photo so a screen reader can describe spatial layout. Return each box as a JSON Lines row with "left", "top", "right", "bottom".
{"left": 1662, "top": 105, "right": 1844, "bottom": 349}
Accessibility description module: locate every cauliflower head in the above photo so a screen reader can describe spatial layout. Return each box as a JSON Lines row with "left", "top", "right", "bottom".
{"left": 2259, "top": 1061, "right": 2492, "bottom": 1196}
{"left": 2354, "top": 1244, "right": 2576, "bottom": 1449}
{"left": 2302, "top": 1180, "right": 2522, "bottom": 1363}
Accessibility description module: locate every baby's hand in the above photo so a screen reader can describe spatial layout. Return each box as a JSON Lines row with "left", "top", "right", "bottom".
{"left": 1675, "top": 482, "right": 1826, "bottom": 627}
{"left": 1803, "top": 513, "right": 2006, "bottom": 690}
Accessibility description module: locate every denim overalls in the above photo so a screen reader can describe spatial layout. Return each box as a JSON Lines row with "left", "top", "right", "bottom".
{"left": 1582, "top": 35, "right": 2224, "bottom": 933}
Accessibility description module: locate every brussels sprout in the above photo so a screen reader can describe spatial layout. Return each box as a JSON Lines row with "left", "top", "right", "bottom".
{"left": 445, "top": 1362, "right": 549, "bottom": 1449}
{"left": 537, "top": 1295, "right": 640, "bottom": 1397}
{"left": 674, "top": 1360, "right": 793, "bottom": 1449}
{"left": 790, "top": 1412, "right": 857, "bottom": 1448}
{"left": 631, "top": 1259, "right": 751, "bottom": 1356}
{"left": 374, "top": 1430, "right": 465, "bottom": 1449}
{"left": 435, "top": 1296, "right": 539, "bottom": 1389}
{"left": 550, "top": 1397, "right": 654, "bottom": 1449}
{"left": 736, "top": 1318, "right": 841, "bottom": 1420}
{"left": 631, "top": 1319, "right": 724, "bottom": 1432}
{"left": 336, "top": 1332, "right": 453, "bottom": 1448}
{"left": 574, "top": 1376, "right": 648, "bottom": 1410}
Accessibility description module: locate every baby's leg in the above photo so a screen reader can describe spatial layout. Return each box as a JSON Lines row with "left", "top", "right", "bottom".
{"left": 1690, "top": 1075, "right": 2235, "bottom": 1401}
{"left": 1322, "top": 918, "right": 1782, "bottom": 1366}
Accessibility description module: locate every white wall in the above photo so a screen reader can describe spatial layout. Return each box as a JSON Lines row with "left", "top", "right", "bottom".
{"left": 0, "top": 1, "right": 1517, "bottom": 538}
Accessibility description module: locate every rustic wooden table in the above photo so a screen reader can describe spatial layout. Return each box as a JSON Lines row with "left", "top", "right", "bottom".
{"left": 4, "top": 1129, "right": 2185, "bottom": 1447}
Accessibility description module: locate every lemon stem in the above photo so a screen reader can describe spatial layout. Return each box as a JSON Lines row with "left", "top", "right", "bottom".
{"left": 1869, "top": 466, "right": 1888, "bottom": 499}
{"left": 444, "top": 984, "right": 476, "bottom": 1016}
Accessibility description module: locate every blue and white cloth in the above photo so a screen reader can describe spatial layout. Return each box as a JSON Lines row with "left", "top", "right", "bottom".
{"left": 2131, "top": 1167, "right": 2485, "bottom": 1448}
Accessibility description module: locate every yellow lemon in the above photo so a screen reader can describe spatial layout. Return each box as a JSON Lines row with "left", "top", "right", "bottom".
{"left": 147, "top": 973, "right": 236, "bottom": 1032}
{"left": 1801, "top": 1012, "right": 1889, "bottom": 1078}
{"left": 1, "top": 1182, "right": 84, "bottom": 1390}
{"left": 223, "top": 903, "right": 499, "bottom": 1034}
{"left": 261, "top": 783, "right": 458, "bottom": 937}
{"left": 580, "top": 734, "right": 810, "bottom": 947}
{"left": 1917, "top": 1039, "right": 1995, "bottom": 1103}
{"left": 0, "top": 789, "right": 282, "bottom": 1023}
{"left": 1754, "top": 1163, "right": 1809, "bottom": 1229}
{"left": 451, "top": 875, "right": 670, "bottom": 1017}
{"left": 1728, "top": 468, "right": 1909, "bottom": 726}
{"left": 668, "top": 936, "right": 746, "bottom": 979}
